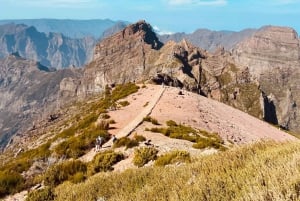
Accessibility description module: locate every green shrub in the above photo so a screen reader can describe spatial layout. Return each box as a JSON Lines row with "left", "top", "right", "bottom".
{"left": 133, "top": 134, "right": 146, "bottom": 142}
{"left": 143, "top": 116, "right": 160, "bottom": 125}
{"left": 70, "top": 172, "right": 86, "bottom": 184}
{"left": 149, "top": 120, "right": 225, "bottom": 151}
{"left": 77, "top": 113, "right": 98, "bottom": 130}
{"left": 166, "top": 120, "right": 177, "bottom": 127}
{"left": 155, "top": 150, "right": 191, "bottom": 166}
{"left": 101, "top": 113, "right": 110, "bottom": 119}
{"left": 133, "top": 147, "right": 158, "bottom": 167}
{"left": 26, "top": 186, "right": 55, "bottom": 201}
{"left": 0, "top": 171, "right": 24, "bottom": 197}
{"left": 89, "top": 151, "right": 124, "bottom": 174}
{"left": 44, "top": 160, "right": 87, "bottom": 187}
{"left": 1, "top": 142, "right": 51, "bottom": 174}
{"left": 193, "top": 138, "right": 227, "bottom": 151}
{"left": 56, "top": 126, "right": 76, "bottom": 139}
{"left": 96, "top": 120, "right": 110, "bottom": 130}
{"left": 111, "top": 83, "right": 139, "bottom": 102}
{"left": 149, "top": 127, "right": 170, "bottom": 135}
{"left": 54, "top": 129, "right": 109, "bottom": 159}
{"left": 113, "top": 137, "right": 139, "bottom": 149}
{"left": 109, "top": 119, "right": 116, "bottom": 124}
{"left": 119, "top": 101, "right": 130, "bottom": 107}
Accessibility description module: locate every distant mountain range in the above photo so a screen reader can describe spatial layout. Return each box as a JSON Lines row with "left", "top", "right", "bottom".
{"left": 0, "top": 20, "right": 129, "bottom": 68}
{"left": 0, "top": 19, "right": 260, "bottom": 69}
{"left": 0, "top": 19, "right": 129, "bottom": 38}
{"left": 0, "top": 23, "right": 96, "bottom": 68}
{"left": 159, "top": 28, "right": 257, "bottom": 52}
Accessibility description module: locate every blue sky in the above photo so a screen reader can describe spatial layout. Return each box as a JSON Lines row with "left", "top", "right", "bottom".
{"left": 1, "top": 0, "right": 300, "bottom": 34}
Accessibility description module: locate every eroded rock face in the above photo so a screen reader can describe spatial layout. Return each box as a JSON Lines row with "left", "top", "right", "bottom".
{"left": 234, "top": 26, "right": 300, "bottom": 76}
{"left": 233, "top": 26, "right": 300, "bottom": 132}
{"left": 80, "top": 21, "right": 261, "bottom": 120}
{"left": 0, "top": 55, "right": 82, "bottom": 149}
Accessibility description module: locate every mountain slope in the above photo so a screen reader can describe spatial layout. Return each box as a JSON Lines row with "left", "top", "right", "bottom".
{"left": 0, "top": 24, "right": 96, "bottom": 68}
{"left": 1, "top": 83, "right": 296, "bottom": 200}
{"left": 233, "top": 26, "right": 300, "bottom": 133}
{"left": 79, "top": 21, "right": 300, "bottom": 133}
{"left": 0, "top": 55, "right": 82, "bottom": 149}
{"left": 0, "top": 19, "right": 128, "bottom": 38}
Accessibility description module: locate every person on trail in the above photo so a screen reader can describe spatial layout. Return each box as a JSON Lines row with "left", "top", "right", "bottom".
{"left": 95, "top": 136, "right": 104, "bottom": 151}
{"left": 112, "top": 135, "right": 117, "bottom": 144}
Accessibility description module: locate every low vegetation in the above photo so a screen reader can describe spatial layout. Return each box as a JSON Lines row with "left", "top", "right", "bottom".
{"left": 113, "top": 137, "right": 139, "bottom": 149}
{"left": 44, "top": 160, "right": 87, "bottom": 187}
{"left": 133, "top": 147, "right": 159, "bottom": 167}
{"left": 26, "top": 186, "right": 55, "bottom": 201}
{"left": 54, "top": 129, "right": 109, "bottom": 159}
{"left": 88, "top": 151, "right": 124, "bottom": 175}
{"left": 143, "top": 116, "right": 160, "bottom": 125}
{"left": 0, "top": 83, "right": 140, "bottom": 199}
{"left": 154, "top": 150, "right": 191, "bottom": 166}
{"left": 118, "top": 100, "right": 130, "bottom": 107}
{"left": 0, "top": 170, "right": 24, "bottom": 197}
{"left": 53, "top": 141, "right": 300, "bottom": 201}
{"left": 147, "top": 120, "right": 226, "bottom": 150}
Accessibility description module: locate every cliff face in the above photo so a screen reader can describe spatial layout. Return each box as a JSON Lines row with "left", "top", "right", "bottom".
{"left": 2, "top": 22, "right": 299, "bottom": 150}
{"left": 79, "top": 22, "right": 300, "bottom": 133}
{"left": 78, "top": 21, "right": 261, "bottom": 120}
{"left": 0, "top": 55, "right": 82, "bottom": 149}
{"left": 0, "top": 24, "right": 96, "bottom": 68}
{"left": 233, "top": 26, "right": 300, "bottom": 132}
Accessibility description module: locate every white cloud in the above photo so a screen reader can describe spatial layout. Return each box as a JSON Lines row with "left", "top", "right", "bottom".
{"left": 166, "top": 0, "right": 227, "bottom": 6}
{"left": 153, "top": 25, "right": 174, "bottom": 35}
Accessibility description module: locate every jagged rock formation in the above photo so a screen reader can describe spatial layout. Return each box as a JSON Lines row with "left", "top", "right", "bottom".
{"left": 1, "top": 21, "right": 300, "bottom": 151}
{"left": 78, "top": 21, "right": 261, "bottom": 120}
{"left": 0, "top": 54, "right": 82, "bottom": 149}
{"left": 0, "top": 23, "right": 96, "bottom": 68}
{"left": 78, "top": 21, "right": 300, "bottom": 133}
{"left": 233, "top": 26, "right": 300, "bottom": 132}
{"left": 159, "top": 28, "right": 256, "bottom": 52}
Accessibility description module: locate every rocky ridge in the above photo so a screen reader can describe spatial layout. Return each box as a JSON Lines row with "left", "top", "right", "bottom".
{"left": 75, "top": 21, "right": 300, "bottom": 133}
{"left": 233, "top": 26, "right": 300, "bottom": 132}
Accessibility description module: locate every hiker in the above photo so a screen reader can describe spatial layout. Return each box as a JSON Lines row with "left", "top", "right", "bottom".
{"left": 112, "top": 135, "right": 117, "bottom": 144}
{"left": 95, "top": 136, "right": 104, "bottom": 151}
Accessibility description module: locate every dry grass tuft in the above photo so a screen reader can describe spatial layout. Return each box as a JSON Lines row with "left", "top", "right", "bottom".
{"left": 54, "top": 141, "right": 300, "bottom": 201}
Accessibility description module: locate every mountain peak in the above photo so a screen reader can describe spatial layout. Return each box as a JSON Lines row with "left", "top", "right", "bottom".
{"left": 120, "top": 20, "right": 163, "bottom": 50}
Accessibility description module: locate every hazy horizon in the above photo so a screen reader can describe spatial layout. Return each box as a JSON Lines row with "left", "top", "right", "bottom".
{"left": 0, "top": 0, "right": 300, "bottom": 34}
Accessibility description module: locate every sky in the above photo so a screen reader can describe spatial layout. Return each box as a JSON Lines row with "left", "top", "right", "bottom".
{"left": 1, "top": 0, "right": 300, "bottom": 34}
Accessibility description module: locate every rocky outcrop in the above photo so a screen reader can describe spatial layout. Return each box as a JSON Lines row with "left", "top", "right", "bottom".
{"left": 233, "top": 26, "right": 300, "bottom": 132}
{"left": 0, "top": 55, "right": 82, "bottom": 149}
{"left": 79, "top": 21, "right": 261, "bottom": 120}
{"left": 0, "top": 23, "right": 96, "bottom": 68}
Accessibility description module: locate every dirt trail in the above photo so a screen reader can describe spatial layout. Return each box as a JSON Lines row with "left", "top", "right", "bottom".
{"left": 81, "top": 84, "right": 297, "bottom": 162}
{"left": 80, "top": 85, "right": 165, "bottom": 163}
